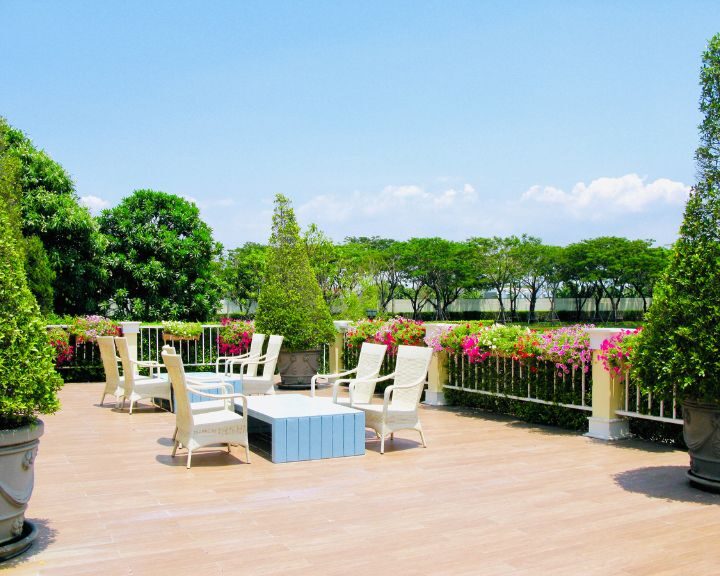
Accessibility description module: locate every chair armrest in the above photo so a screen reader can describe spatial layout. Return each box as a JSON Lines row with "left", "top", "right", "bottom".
{"left": 310, "top": 368, "right": 358, "bottom": 397}
{"left": 381, "top": 377, "right": 427, "bottom": 413}
{"left": 186, "top": 379, "right": 233, "bottom": 394}
{"left": 186, "top": 386, "right": 249, "bottom": 415}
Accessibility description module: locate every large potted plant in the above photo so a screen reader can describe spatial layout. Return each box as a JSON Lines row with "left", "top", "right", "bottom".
{"left": 254, "top": 194, "right": 336, "bottom": 388}
{"left": 634, "top": 33, "right": 720, "bottom": 491}
{"left": 0, "top": 208, "right": 64, "bottom": 559}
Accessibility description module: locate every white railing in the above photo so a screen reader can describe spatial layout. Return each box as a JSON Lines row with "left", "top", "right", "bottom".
{"left": 139, "top": 324, "right": 222, "bottom": 368}
{"left": 443, "top": 353, "right": 592, "bottom": 412}
{"left": 615, "top": 373, "right": 682, "bottom": 424}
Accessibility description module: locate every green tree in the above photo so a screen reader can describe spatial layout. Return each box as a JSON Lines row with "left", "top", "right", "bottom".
{"left": 0, "top": 206, "right": 64, "bottom": 429}
{"left": 99, "top": 190, "right": 223, "bottom": 321}
{"left": 23, "top": 235, "right": 55, "bottom": 315}
{"left": 469, "top": 236, "right": 517, "bottom": 322}
{"left": 512, "top": 237, "right": 555, "bottom": 322}
{"left": 625, "top": 244, "right": 670, "bottom": 313}
{"left": 2, "top": 119, "right": 105, "bottom": 314}
{"left": 397, "top": 239, "right": 432, "bottom": 319}
{"left": 255, "top": 194, "right": 335, "bottom": 350}
{"left": 221, "top": 243, "right": 267, "bottom": 316}
{"left": 635, "top": 34, "right": 720, "bottom": 403}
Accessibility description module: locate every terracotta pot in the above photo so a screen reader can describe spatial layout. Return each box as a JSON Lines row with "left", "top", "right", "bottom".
{"left": 0, "top": 420, "right": 43, "bottom": 558}
{"left": 277, "top": 350, "right": 320, "bottom": 389}
{"left": 683, "top": 400, "right": 720, "bottom": 492}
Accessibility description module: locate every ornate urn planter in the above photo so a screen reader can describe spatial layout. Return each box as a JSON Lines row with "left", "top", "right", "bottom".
{"left": 683, "top": 401, "right": 720, "bottom": 492}
{"left": 277, "top": 350, "right": 320, "bottom": 389}
{"left": 0, "top": 421, "right": 43, "bottom": 561}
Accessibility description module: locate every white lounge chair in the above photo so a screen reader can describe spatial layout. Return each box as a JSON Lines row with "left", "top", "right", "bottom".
{"left": 163, "top": 350, "right": 250, "bottom": 468}
{"left": 352, "top": 345, "right": 433, "bottom": 454}
{"left": 98, "top": 336, "right": 124, "bottom": 407}
{"left": 237, "top": 334, "right": 284, "bottom": 395}
{"left": 115, "top": 336, "right": 173, "bottom": 414}
{"left": 216, "top": 333, "right": 265, "bottom": 377}
{"left": 310, "top": 342, "right": 386, "bottom": 403}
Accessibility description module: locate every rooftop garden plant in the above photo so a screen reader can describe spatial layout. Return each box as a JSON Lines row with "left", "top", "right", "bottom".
{"left": 47, "top": 328, "right": 73, "bottom": 367}
{"left": 68, "top": 315, "right": 121, "bottom": 344}
{"left": 254, "top": 194, "right": 335, "bottom": 352}
{"left": 598, "top": 328, "right": 642, "bottom": 378}
{"left": 218, "top": 318, "right": 254, "bottom": 356}
{"left": 0, "top": 207, "right": 63, "bottom": 429}
{"left": 162, "top": 321, "right": 203, "bottom": 340}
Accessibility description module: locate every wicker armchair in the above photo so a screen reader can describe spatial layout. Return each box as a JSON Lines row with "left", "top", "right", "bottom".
{"left": 98, "top": 336, "right": 124, "bottom": 407}
{"left": 237, "top": 334, "right": 284, "bottom": 395}
{"left": 115, "top": 336, "right": 173, "bottom": 414}
{"left": 216, "top": 333, "right": 265, "bottom": 377}
{"left": 352, "top": 345, "right": 433, "bottom": 454}
{"left": 310, "top": 342, "right": 386, "bottom": 403}
{"left": 163, "top": 350, "right": 250, "bottom": 468}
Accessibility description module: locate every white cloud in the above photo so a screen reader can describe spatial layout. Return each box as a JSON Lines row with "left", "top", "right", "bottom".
{"left": 297, "top": 183, "right": 478, "bottom": 226}
{"left": 79, "top": 195, "right": 110, "bottom": 214}
{"left": 522, "top": 174, "right": 690, "bottom": 217}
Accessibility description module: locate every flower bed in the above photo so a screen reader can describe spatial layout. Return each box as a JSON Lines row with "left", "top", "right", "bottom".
{"left": 217, "top": 319, "right": 254, "bottom": 356}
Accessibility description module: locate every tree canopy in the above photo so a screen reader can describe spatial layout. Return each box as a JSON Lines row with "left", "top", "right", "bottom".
{"left": 99, "top": 190, "right": 223, "bottom": 321}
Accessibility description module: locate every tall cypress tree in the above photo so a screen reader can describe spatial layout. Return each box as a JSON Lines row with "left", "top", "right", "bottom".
{"left": 254, "top": 194, "right": 335, "bottom": 351}
{"left": 635, "top": 34, "right": 720, "bottom": 403}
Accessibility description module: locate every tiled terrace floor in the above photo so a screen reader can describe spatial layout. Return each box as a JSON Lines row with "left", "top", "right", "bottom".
{"left": 4, "top": 383, "right": 720, "bottom": 575}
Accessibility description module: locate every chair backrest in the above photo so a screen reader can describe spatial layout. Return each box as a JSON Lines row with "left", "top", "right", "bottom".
{"left": 114, "top": 336, "right": 137, "bottom": 397}
{"left": 355, "top": 342, "right": 387, "bottom": 379}
{"left": 258, "top": 335, "right": 283, "bottom": 379}
{"left": 97, "top": 336, "right": 121, "bottom": 392}
{"left": 162, "top": 351, "right": 193, "bottom": 430}
{"left": 243, "top": 333, "right": 266, "bottom": 377}
{"left": 390, "top": 345, "right": 433, "bottom": 410}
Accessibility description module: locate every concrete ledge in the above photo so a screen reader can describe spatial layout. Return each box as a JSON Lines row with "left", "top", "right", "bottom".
{"left": 423, "top": 390, "right": 446, "bottom": 406}
{"left": 585, "top": 417, "right": 631, "bottom": 441}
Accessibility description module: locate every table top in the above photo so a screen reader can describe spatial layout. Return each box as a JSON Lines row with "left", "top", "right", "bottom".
{"left": 237, "top": 394, "right": 360, "bottom": 420}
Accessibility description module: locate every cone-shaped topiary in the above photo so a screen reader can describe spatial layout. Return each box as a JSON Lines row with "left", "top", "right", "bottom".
{"left": 634, "top": 34, "right": 720, "bottom": 404}
{"left": 254, "top": 194, "right": 336, "bottom": 351}
{"left": 0, "top": 206, "right": 64, "bottom": 429}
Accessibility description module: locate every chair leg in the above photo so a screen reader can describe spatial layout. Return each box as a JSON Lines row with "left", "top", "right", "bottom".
{"left": 186, "top": 449, "right": 193, "bottom": 469}
{"left": 172, "top": 441, "right": 179, "bottom": 457}
{"left": 100, "top": 393, "right": 106, "bottom": 406}
{"left": 129, "top": 399, "right": 135, "bottom": 415}
{"left": 418, "top": 427, "right": 426, "bottom": 448}
{"left": 172, "top": 427, "right": 178, "bottom": 441}
{"left": 227, "top": 443, "right": 231, "bottom": 454}
{"left": 390, "top": 432, "right": 394, "bottom": 440}
{"left": 380, "top": 435, "right": 385, "bottom": 454}
{"left": 169, "top": 394, "right": 174, "bottom": 413}
{"left": 245, "top": 445, "right": 250, "bottom": 463}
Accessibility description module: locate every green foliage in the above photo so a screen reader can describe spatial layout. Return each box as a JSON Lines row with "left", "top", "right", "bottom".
{"left": 0, "top": 207, "right": 64, "bottom": 429}
{"left": 0, "top": 119, "right": 23, "bottom": 239}
{"left": 162, "top": 321, "right": 203, "bottom": 339}
{"left": 634, "top": 34, "right": 720, "bottom": 404}
{"left": 3, "top": 119, "right": 106, "bottom": 315}
{"left": 255, "top": 195, "right": 336, "bottom": 351}
{"left": 99, "top": 190, "right": 223, "bottom": 321}
{"left": 23, "top": 235, "right": 55, "bottom": 314}
{"left": 221, "top": 243, "right": 266, "bottom": 316}
{"left": 444, "top": 388, "right": 589, "bottom": 431}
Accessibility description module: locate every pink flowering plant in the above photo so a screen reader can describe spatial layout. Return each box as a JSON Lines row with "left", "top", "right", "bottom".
{"left": 69, "top": 315, "right": 122, "bottom": 344}
{"left": 425, "top": 321, "right": 492, "bottom": 354}
{"left": 536, "top": 324, "right": 592, "bottom": 375}
{"left": 374, "top": 317, "right": 426, "bottom": 355}
{"left": 218, "top": 318, "right": 255, "bottom": 356}
{"left": 598, "top": 328, "right": 642, "bottom": 378}
{"left": 47, "top": 328, "right": 73, "bottom": 367}
{"left": 346, "top": 318, "right": 384, "bottom": 348}
{"left": 461, "top": 324, "right": 528, "bottom": 363}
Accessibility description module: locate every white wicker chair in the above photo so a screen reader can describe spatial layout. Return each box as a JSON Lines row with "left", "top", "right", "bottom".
{"left": 216, "top": 333, "right": 265, "bottom": 377}
{"left": 310, "top": 342, "right": 386, "bottom": 403}
{"left": 238, "top": 334, "right": 284, "bottom": 395}
{"left": 98, "top": 336, "right": 124, "bottom": 407}
{"left": 352, "top": 345, "right": 433, "bottom": 454}
{"left": 163, "top": 350, "right": 250, "bottom": 469}
{"left": 115, "top": 336, "right": 173, "bottom": 414}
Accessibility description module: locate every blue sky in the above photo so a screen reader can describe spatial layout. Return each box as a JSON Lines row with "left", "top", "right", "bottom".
{"left": 2, "top": 1, "right": 718, "bottom": 248}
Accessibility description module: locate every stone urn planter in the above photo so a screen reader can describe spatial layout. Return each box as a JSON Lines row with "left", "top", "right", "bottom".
{"left": 683, "top": 401, "right": 720, "bottom": 492}
{"left": 0, "top": 421, "right": 43, "bottom": 561}
{"left": 277, "top": 350, "right": 320, "bottom": 389}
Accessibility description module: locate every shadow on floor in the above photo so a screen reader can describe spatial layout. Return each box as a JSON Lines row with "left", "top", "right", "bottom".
{"left": 156, "top": 449, "right": 251, "bottom": 467}
{"left": 614, "top": 465, "right": 720, "bottom": 504}
{"left": 1, "top": 518, "right": 56, "bottom": 569}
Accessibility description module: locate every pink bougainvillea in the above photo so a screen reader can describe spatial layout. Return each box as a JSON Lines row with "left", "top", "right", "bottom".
{"left": 217, "top": 318, "right": 255, "bottom": 356}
